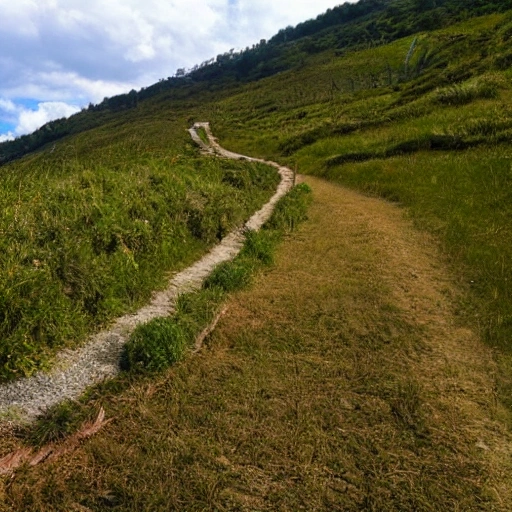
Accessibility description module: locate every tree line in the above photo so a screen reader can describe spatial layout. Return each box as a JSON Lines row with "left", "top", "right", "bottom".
{"left": 1, "top": 0, "right": 511, "bottom": 165}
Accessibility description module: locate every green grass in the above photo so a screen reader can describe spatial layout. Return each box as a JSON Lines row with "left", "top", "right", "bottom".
{"left": 0, "top": 113, "right": 279, "bottom": 381}
{"left": 122, "top": 183, "right": 312, "bottom": 374}
{"left": 196, "top": 126, "right": 209, "bottom": 144}
{"left": 3, "top": 7, "right": 512, "bottom": 505}
{"left": 15, "top": 183, "right": 312, "bottom": 448}
{"left": 325, "top": 148, "right": 512, "bottom": 346}
{"left": 121, "top": 317, "right": 189, "bottom": 373}
{"left": 4, "top": 177, "right": 510, "bottom": 510}
{"left": 201, "top": 13, "right": 512, "bottom": 358}
{"left": 1, "top": 7, "right": 509, "bottom": 390}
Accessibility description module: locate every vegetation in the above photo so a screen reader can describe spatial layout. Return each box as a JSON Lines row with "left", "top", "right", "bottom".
{"left": 2, "top": 0, "right": 512, "bottom": 508}
{"left": 0, "top": 114, "right": 279, "bottom": 380}
{"left": 20, "top": 182, "right": 312, "bottom": 447}
{"left": 122, "top": 183, "right": 311, "bottom": 374}
{"left": 2, "top": 0, "right": 512, "bottom": 165}
{"left": 4, "top": 177, "right": 510, "bottom": 510}
{"left": 207, "top": 12, "right": 512, "bottom": 356}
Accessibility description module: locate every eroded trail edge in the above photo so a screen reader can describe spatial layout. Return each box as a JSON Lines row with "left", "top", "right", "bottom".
{"left": 0, "top": 123, "right": 293, "bottom": 422}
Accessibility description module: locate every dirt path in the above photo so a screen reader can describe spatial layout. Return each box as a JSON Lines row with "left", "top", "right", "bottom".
{"left": 177, "top": 174, "right": 512, "bottom": 509}
{"left": 2, "top": 138, "right": 512, "bottom": 510}
{"left": 0, "top": 124, "right": 293, "bottom": 423}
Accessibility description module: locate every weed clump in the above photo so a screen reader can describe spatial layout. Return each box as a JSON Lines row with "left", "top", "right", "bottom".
{"left": 121, "top": 318, "right": 188, "bottom": 373}
{"left": 28, "top": 400, "right": 90, "bottom": 446}
{"left": 433, "top": 76, "right": 500, "bottom": 105}
{"left": 204, "top": 260, "right": 254, "bottom": 292}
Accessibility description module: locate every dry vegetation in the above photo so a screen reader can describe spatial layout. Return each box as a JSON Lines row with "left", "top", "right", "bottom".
{"left": 2, "top": 177, "right": 511, "bottom": 510}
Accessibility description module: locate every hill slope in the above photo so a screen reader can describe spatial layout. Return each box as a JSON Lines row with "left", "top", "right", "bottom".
{"left": 3, "top": 175, "right": 511, "bottom": 510}
{"left": 2, "top": 0, "right": 512, "bottom": 165}
{"left": 2, "top": 2, "right": 512, "bottom": 506}
{"left": 206, "top": 11, "right": 512, "bottom": 357}
{"left": 0, "top": 0, "right": 511, "bottom": 393}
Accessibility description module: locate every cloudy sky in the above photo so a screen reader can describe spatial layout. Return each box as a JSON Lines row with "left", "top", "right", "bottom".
{"left": 0, "top": 0, "right": 350, "bottom": 141}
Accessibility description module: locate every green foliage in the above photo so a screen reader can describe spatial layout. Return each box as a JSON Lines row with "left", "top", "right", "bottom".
{"left": 264, "top": 183, "right": 312, "bottom": 233}
{"left": 121, "top": 288, "right": 224, "bottom": 374}
{"left": 205, "top": 183, "right": 312, "bottom": 292}
{"left": 239, "top": 230, "right": 276, "bottom": 265}
{"left": 121, "top": 318, "right": 188, "bottom": 373}
{"left": 123, "top": 184, "right": 312, "bottom": 374}
{"left": 0, "top": 115, "right": 279, "bottom": 381}
{"left": 0, "top": 0, "right": 511, "bottom": 379}
{"left": 3, "top": 0, "right": 511, "bottom": 166}
{"left": 196, "top": 126, "right": 208, "bottom": 144}
{"left": 204, "top": 12, "right": 512, "bottom": 353}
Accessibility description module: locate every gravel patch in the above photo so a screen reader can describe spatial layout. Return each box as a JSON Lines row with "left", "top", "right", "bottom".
{"left": 0, "top": 123, "right": 293, "bottom": 423}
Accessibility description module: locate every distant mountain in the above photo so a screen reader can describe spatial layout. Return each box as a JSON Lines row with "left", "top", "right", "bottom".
{"left": 1, "top": 0, "right": 511, "bottom": 165}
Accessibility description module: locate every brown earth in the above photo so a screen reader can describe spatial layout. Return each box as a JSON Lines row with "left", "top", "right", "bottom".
{"left": 186, "top": 174, "right": 512, "bottom": 510}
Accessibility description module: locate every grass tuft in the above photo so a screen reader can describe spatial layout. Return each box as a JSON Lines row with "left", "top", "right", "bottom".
{"left": 27, "top": 400, "right": 89, "bottom": 446}
{"left": 433, "top": 76, "right": 500, "bottom": 105}
{"left": 203, "top": 259, "right": 254, "bottom": 292}
{"left": 121, "top": 317, "right": 188, "bottom": 373}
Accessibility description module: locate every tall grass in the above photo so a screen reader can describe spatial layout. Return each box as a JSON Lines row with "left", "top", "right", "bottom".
{"left": 205, "top": 14, "right": 512, "bottom": 354}
{"left": 0, "top": 117, "right": 279, "bottom": 381}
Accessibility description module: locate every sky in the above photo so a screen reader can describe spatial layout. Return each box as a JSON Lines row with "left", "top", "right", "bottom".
{"left": 0, "top": 0, "right": 352, "bottom": 142}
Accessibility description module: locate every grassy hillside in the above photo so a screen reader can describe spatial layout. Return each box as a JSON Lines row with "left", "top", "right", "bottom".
{"left": 2, "top": 2, "right": 512, "bottom": 509}
{"left": 4, "top": 176, "right": 511, "bottom": 511}
{"left": 0, "top": 0, "right": 510, "bottom": 384}
{"left": 0, "top": 0, "right": 510, "bottom": 387}
{"left": 2, "top": 0, "right": 512, "bottom": 165}
{"left": 0, "top": 107, "right": 279, "bottom": 380}
{"left": 201, "top": 12, "right": 512, "bottom": 359}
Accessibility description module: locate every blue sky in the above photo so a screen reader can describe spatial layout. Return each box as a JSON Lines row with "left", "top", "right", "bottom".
{"left": 0, "top": 0, "right": 352, "bottom": 141}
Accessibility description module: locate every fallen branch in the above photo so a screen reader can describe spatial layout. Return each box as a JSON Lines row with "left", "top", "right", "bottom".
{"left": 0, "top": 407, "right": 112, "bottom": 476}
{"left": 193, "top": 307, "right": 228, "bottom": 353}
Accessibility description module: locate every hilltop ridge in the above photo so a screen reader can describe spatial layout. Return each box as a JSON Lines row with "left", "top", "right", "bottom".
{"left": 2, "top": 0, "right": 512, "bottom": 165}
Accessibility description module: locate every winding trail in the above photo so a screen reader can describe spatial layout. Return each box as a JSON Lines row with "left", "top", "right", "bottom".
{"left": 0, "top": 123, "right": 293, "bottom": 422}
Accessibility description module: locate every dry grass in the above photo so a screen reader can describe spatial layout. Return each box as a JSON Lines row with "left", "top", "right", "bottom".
{"left": 1, "top": 176, "right": 511, "bottom": 511}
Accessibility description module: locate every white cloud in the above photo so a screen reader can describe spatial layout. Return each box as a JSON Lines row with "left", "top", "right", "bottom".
{"left": 0, "top": 98, "right": 80, "bottom": 138}
{"left": 0, "top": 132, "right": 15, "bottom": 143}
{"left": 15, "top": 102, "right": 80, "bottom": 135}
{"left": 0, "top": 0, "right": 352, "bottom": 138}
{"left": 0, "top": 99, "right": 18, "bottom": 114}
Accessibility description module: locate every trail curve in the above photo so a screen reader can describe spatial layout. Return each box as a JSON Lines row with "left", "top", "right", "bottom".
{"left": 0, "top": 123, "right": 293, "bottom": 423}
